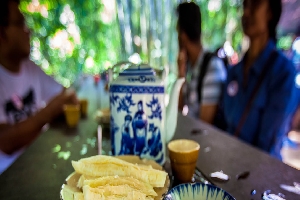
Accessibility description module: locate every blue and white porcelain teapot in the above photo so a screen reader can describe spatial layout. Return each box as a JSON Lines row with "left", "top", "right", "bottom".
{"left": 108, "top": 62, "right": 185, "bottom": 165}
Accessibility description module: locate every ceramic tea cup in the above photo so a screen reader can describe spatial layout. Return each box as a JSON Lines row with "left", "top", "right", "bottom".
{"left": 168, "top": 139, "right": 200, "bottom": 183}
{"left": 63, "top": 104, "right": 80, "bottom": 128}
{"left": 79, "top": 99, "right": 88, "bottom": 117}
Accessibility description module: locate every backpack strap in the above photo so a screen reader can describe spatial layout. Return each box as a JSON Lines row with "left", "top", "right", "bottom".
{"left": 197, "top": 52, "right": 214, "bottom": 103}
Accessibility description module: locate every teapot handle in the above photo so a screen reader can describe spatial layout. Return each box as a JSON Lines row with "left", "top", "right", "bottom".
{"left": 108, "top": 61, "right": 134, "bottom": 83}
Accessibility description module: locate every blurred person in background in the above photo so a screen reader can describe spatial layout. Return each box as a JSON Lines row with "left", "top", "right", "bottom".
{"left": 0, "top": 0, "right": 78, "bottom": 174}
{"left": 290, "top": 25, "right": 300, "bottom": 133}
{"left": 177, "top": 2, "right": 227, "bottom": 125}
{"left": 223, "top": 0, "right": 298, "bottom": 159}
{"left": 291, "top": 25, "right": 300, "bottom": 70}
{"left": 285, "top": 24, "right": 300, "bottom": 69}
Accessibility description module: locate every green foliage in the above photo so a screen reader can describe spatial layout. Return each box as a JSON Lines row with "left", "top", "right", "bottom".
{"left": 20, "top": 0, "right": 243, "bottom": 86}
{"left": 20, "top": 0, "right": 121, "bottom": 87}
{"left": 278, "top": 35, "right": 294, "bottom": 50}
{"left": 115, "top": 0, "right": 244, "bottom": 74}
{"left": 196, "top": 0, "right": 243, "bottom": 50}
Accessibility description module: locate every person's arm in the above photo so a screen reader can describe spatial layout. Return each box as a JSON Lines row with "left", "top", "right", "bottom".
{"left": 177, "top": 49, "right": 187, "bottom": 110}
{"left": 200, "top": 104, "right": 218, "bottom": 124}
{"left": 178, "top": 86, "right": 185, "bottom": 110}
{"left": 0, "top": 89, "right": 77, "bottom": 154}
{"left": 199, "top": 58, "right": 226, "bottom": 124}
{"left": 33, "top": 61, "right": 63, "bottom": 103}
{"left": 256, "top": 63, "right": 297, "bottom": 158}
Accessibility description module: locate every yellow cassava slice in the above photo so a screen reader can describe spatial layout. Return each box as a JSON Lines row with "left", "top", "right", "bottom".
{"left": 77, "top": 164, "right": 153, "bottom": 189}
{"left": 77, "top": 165, "right": 154, "bottom": 189}
{"left": 77, "top": 175, "right": 97, "bottom": 189}
{"left": 83, "top": 185, "right": 154, "bottom": 200}
{"left": 136, "top": 163, "right": 154, "bottom": 170}
{"left": 72, "top": 155, "right": 167, "bottom": 187}
{"left": 83, "top": 176, "right": 157, "bottom": 196}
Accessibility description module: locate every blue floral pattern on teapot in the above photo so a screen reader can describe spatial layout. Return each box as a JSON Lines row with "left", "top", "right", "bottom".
{"left": 109, "top": 62, "right": 185, "bottom": 165}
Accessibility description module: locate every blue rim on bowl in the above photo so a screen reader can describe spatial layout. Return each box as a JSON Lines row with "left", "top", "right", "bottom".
{"left": 165, "top": 182, "right": 235, "bottom": 200}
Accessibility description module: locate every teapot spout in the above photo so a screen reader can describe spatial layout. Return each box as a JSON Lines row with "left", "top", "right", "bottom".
{"left": 165, "top": 78, "right": 185, "bottom": 142}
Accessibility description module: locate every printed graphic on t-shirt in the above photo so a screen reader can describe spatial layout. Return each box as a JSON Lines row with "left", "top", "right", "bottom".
{"left": 4, "top": 88, "right": 37, "bottom": 124}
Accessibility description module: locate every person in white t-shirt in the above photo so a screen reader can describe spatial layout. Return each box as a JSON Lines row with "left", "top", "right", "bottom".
{"left": 0, "top": 0, "right": 78, "bottom": 174}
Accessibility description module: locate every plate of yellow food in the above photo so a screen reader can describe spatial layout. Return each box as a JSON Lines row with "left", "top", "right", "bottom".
{"left": 60, "top": 155, "right": 170, "bottom": 200}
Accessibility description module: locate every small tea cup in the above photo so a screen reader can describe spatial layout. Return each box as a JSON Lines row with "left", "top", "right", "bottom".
{"left": 63, "top": 104, "right": 80, "bottom": 128}
{"left": 79, "top": 99, "right": 88, "bottom": 117}
{"left": 168, "top": 139, "right": 200, "bottom": 183}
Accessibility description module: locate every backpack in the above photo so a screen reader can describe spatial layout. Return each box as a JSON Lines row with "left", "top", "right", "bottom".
{"left": 197, "top": 52, "right": 228, "bottom": 131}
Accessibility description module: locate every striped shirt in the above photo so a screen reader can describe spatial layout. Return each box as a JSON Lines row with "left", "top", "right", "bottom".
{"left": 182, "top": 51, "right": 227, "bottom": 118}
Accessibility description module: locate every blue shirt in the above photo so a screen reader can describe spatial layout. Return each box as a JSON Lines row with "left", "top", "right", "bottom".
{"left": 223, "top": 40, "right": 298, "bottom": 159}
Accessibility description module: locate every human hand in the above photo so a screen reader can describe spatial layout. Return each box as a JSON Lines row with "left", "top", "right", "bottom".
{"left": 64, "top": 88, "right": 79, "bottom": 105}
{"left": 177, "top": 49, "right": 187, "bottom": 78}
{"left": 45, "top": 88, "right": 79, "bottom": 120}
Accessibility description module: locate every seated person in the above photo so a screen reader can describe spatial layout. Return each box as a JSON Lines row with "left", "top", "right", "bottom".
{"left": 223, "top": 0, "right": 298, "bottom": 159}
{"left": 0, "top": 0, "right": 78, "bottom": 174}
{"left": 176, "top": 2, "right": 227, "bottom": 124}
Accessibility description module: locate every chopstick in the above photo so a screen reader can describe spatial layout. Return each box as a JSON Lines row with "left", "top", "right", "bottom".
{"left": 97, "top": 125, "right": 102, "bottom": 155}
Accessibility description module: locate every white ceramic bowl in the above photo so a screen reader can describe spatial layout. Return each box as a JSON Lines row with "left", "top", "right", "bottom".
{"left": 165, "top": 183, "right": 235, "bottom": 200}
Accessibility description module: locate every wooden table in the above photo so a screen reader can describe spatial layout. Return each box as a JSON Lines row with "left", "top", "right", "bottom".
{"left": 0, "top": 77, "right": 299, "bottom": 200}
{"left": 173, "top": 114, "right": 300, "bottom": 199}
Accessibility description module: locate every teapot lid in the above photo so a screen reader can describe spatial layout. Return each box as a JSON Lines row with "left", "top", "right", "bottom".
{"left": 119, "top": 64, "right": 155, "bottom": 76}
